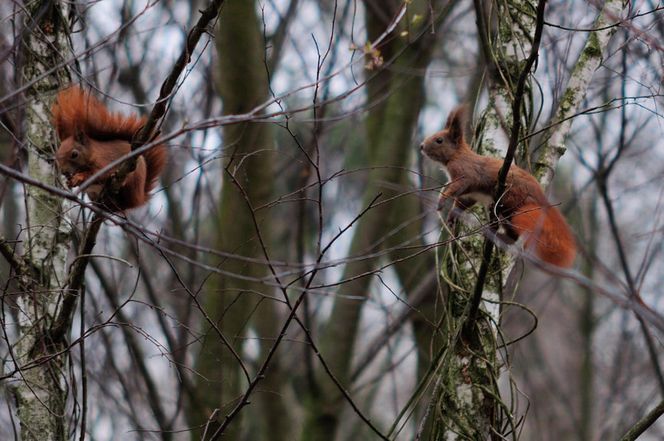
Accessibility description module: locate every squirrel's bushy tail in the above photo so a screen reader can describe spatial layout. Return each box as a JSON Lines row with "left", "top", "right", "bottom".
{"left": 143, "top": 144, "right": 167, "bottom": 193}
{"left": 52, "top": 87, "right": 145, "bottom": 141}
{"left": 510, "top": 204, "right": 576, "bottom": 268}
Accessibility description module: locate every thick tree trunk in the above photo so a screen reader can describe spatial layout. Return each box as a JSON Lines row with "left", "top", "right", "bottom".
{"left": 189, "top": 1, "right": 290, "bottom": 440}
{"left": 300, "top": 2, "right": 442, "bottom": 439}
{"left": 12, "top": 2, "right": 72, "bottom": 440}
{"left": 429, "top": 0, "right": 623, "bottom": 438}
{"left": 426, "top": 0, "right": 542, "bottom": 436}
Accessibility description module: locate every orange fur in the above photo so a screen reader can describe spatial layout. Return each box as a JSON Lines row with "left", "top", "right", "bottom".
{"left": 509, "top": 204, "right": 576, "bottom": 268}
{"left": 52, "top": 87, "right": 167, "bottom": 211}
{"left": 52, "top": 87, "right": 145, "bottom": 142}
{"left": 421, "top": 106, "right": 577, "bottom": 268}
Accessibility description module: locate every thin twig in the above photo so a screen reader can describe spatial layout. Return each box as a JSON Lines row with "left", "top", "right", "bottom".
{"left": 134, "top": 0, "right": 225, "bottom": 147}
{"left": 208, "top": 194, "right": 390, "bottom": 441}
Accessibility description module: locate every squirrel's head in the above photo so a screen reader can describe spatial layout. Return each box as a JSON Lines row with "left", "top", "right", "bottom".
{"left": 420, "top": 105, "right": 467, "bottom": 165}
{"left": 55, "top": 128, "right": 91, "bottom": 180}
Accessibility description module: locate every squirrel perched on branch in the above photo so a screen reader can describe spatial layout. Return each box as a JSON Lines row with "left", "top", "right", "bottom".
{"left": 420, "top": 106, "right": 576, "bottom": 268}
{"left": 52, "top": 87, "right": 167, "bottom": 211}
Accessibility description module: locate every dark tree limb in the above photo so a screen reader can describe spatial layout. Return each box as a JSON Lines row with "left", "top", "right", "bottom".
{"left": 618, "top": 399, "right": 664, "bottom": 441}
{"left": 80, "top": 0, "right": 226, "bottom": 195}
{"left": 132, "top": 0, "right": 225, "bottom": 148}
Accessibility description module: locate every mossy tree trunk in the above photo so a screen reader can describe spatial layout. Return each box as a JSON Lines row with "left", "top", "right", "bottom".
{"left": 428, "top": 0, "right": 624, "bottom": 438}
{"left": 11, "top": 1, "right": 72, "bottom": 440}
{"left": 533, "top": 0, "right": 623, "bottom": 185}
{"left": 300, "top": 1, "right": 443, "bottom": 439}
{"left": 370, "top": 1, "right": 456, "bottom": 385}
{"left": 426, "top": 1, "right": 542, "bottom": 436}
{"left": 189, "top": 1, "right": 291, "bottom": 440}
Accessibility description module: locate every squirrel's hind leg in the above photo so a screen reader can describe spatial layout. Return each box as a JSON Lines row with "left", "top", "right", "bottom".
{"left": 117, "top": 156, "right": 148, "bottom": 210}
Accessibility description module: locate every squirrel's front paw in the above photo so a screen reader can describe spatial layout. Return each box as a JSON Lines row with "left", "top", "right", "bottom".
{"left": 68, "top": 172, "right": 88, "bottom": 188}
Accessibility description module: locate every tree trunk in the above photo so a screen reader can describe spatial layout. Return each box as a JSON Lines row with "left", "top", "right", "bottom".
{"left": 428, "top": 0, "right": 623, "bottom": 438}
{"left": 189, "top": 1, "right": 290, "bottom": 440}
{"left": 301, "top": 1, "right": 442, "bottom": 439}
{"left": 12, "top": 1, "right": 72, "bottom": 440}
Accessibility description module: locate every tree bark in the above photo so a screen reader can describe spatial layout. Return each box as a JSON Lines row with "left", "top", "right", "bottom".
{"left": 301, "top": 2, "right": 443, "bottom": 439}
{"left": 534, "top": 0, "right": 623, "bottom": 184}
{"left": 12, "top": 2, "right": 72, "bottom": 440}
{"left": 428, "top": 0, "right": 624, "bottom": 438}
{"left": 189, "top": 1, "right": 290, "bottom": 440}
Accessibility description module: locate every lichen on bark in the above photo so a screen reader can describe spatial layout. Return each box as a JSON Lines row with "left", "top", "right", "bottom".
{"left": 430, "top": 1, "right": 625, "bottom": 439}
{"left": 430, "top": 0, "right": 537, "bottom": 438}
{"left": 12, "top": 2, "right": 72, "bottom": 440}
{"left": 534, "top": 0, "right": 623, "bottom": 186}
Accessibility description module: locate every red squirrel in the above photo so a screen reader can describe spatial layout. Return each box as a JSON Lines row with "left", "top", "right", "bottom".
{"left": 420, "top": 106, "right": 576, "bottom": 268}
{"left": 52, "top": 87, "right": 167, "bottom": 211}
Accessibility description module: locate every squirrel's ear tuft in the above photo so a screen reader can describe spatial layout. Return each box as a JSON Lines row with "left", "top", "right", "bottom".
{"left": 445, "top": 105, "right": 466, "bottom": 144}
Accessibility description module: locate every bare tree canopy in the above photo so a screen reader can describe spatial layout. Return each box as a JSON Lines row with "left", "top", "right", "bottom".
{"left": 1, "top": 0, "right": 664, "bottom": 440}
